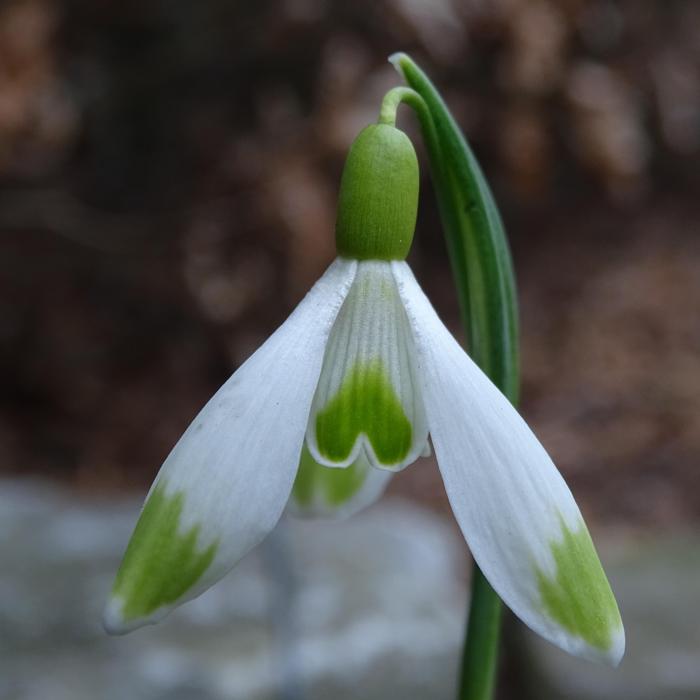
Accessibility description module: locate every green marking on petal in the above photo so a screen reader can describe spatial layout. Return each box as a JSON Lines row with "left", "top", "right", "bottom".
{"left": 324, "top": 459, "right": 367, "bottom": 505}
{"left": 535, "top": 516, "right": 622, "bottom": 651}
{"left": 315, "top": 360, "right": 412, "bottom": 466}
{"left": 291, "top": 447, "right": 316, "bottom": 508}
{"left": 293, "top": 444, "right": 367, "bottom": 507}
{"left": 113, "top": 482, "right": 218, "bottom": 621}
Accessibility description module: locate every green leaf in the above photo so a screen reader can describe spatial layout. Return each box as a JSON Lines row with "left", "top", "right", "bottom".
{"left": 389, "top": 53, "right": 519, "bottom": 403}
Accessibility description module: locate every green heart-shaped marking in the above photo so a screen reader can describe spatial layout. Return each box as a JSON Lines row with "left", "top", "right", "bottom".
{"left": 315, "top": 360, "right": 412, "bottom": 466}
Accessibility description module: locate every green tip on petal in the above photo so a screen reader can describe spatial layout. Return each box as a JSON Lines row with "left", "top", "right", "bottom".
{"left": 103, "top": 481, "right": 218, "bottom": 634}
{"left": 535, "top": 516, "right": 623, "bottom": 660}
{"left": 293, "top": 444, "right": 367, "bottom": 508}
{"left": 315, "top": 359, "right": 412, "bottom": 468}
{"left": 335, "top": 124, "right": 419, "bottom": 261}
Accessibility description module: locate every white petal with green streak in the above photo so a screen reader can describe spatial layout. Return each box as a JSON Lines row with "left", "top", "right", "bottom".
{"left": 103, "top": 258, "right": 357, "bottom": 634}
{"left": 306, "top": 260, "right": 429, "bottom": 471}
{"left": 288, "top": 445, "right": 392, "bottom": 519}
{"left": 393, "top": 262, "right": 624, "bottom": 665}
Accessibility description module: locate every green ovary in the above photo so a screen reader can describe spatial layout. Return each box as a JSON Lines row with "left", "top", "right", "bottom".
{"left": 536, "top": 516, "right": 622, "bottom": 651}
{"left": 315, "top": 360, "right": 412, "bottom": 466}
{"left": 293, "top": 445, "right": 367, "bottom": 506}
{"left": 113, "top": 482, "right": 217, "bottom": 620}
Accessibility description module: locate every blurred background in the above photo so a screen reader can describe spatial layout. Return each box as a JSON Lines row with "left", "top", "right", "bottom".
{"left": 1, "top": 1, "right": 699, "bottom": 699}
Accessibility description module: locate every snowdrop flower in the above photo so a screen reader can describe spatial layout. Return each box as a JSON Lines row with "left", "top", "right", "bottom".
{"left": 104, "top": 122, "right": 623, "bottom": 665}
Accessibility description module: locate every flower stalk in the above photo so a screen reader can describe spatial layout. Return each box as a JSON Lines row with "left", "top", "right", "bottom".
{"left": 387, "top": 53, "right": 519, "bottom": 700}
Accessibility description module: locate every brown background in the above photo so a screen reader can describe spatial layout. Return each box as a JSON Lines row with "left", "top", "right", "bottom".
{"left": 2, "top": 0, "right": 699, "bottom": 534}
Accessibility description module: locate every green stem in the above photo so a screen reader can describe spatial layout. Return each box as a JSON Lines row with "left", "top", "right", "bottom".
{"left": 383, "top": 54, "right": 521, "bottom": 700}
{"left": 378, "top": 87, "right": 418, "bottom": 125}
{"left": 459, "top": 568, "right": 503, "bottom": 699}
{"left": 377, "top": 86, "right": 430, "bottom": 129}
{"left": 382, "top": 84, "right": 504, "bottom": 700}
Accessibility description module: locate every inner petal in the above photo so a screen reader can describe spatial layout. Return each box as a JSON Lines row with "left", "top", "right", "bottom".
{"left": 289, "top": 443, "right": 391, "bottom": 518}
{"left": 306, "top": 260, "right": 428, "bottom": 471}
{"left": 316, "top": 359, "right": 413, "bottom": 464}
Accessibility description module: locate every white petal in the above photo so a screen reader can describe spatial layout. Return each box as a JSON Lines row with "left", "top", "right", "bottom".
{"left": 104, "top": 258, "right": 357, "bottom": 634}
{"left": 393, "top": 262, "right": 624, "bottom": 665}
{"left": 306, "top": 260, "right": 429, "bottom": 471}
{"left": 287, "top": 445, "right": 392, "bottom": 519}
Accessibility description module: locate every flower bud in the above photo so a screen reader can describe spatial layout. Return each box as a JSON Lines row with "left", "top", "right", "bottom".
{"left": 335, "top": 124, "right": 419, "bottom": 261}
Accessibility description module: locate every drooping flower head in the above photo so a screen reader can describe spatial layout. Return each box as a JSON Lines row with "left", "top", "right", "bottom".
{"left": 104, "top": 118, "right": 623, "bottom": 665}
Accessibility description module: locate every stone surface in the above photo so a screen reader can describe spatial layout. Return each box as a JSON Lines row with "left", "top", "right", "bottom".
{"left": 0, "top": 479, "right": 467, "bottom": 700}
{"left": 3, "top": 478, "right": 699, "bottom": 700}
{"left": 524, "top": 534, "right": 700, "bottom": 700}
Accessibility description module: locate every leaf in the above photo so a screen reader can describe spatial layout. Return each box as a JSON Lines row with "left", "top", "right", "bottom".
{"left": 390, "top": 53, "right": 519, "bottom": 402}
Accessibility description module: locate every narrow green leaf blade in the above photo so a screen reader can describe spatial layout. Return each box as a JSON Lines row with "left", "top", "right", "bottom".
{"left": 390, "top": 53, "right": 519, "bottom": 402}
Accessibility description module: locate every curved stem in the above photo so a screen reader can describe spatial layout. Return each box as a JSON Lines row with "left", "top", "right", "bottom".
{"left": 387, "top": 87, "right": 504, "bottom": 699}
{"left": 382, "top": 54, "right": 520, "bottom": 700}
{"left": 378, "top": 86, "right": 430, "bottom": 128}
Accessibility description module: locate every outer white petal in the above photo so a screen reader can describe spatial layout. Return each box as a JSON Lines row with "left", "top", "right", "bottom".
{"left": 104, "top": 257, "right": 357, "bottom": 634}
{"left": 393, "top": 262, "right": 624, "bottom": 665}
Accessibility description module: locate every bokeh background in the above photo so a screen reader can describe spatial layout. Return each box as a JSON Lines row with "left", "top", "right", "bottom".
{"left": 2, "top": 1, "right": 700, "bottom": 699}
